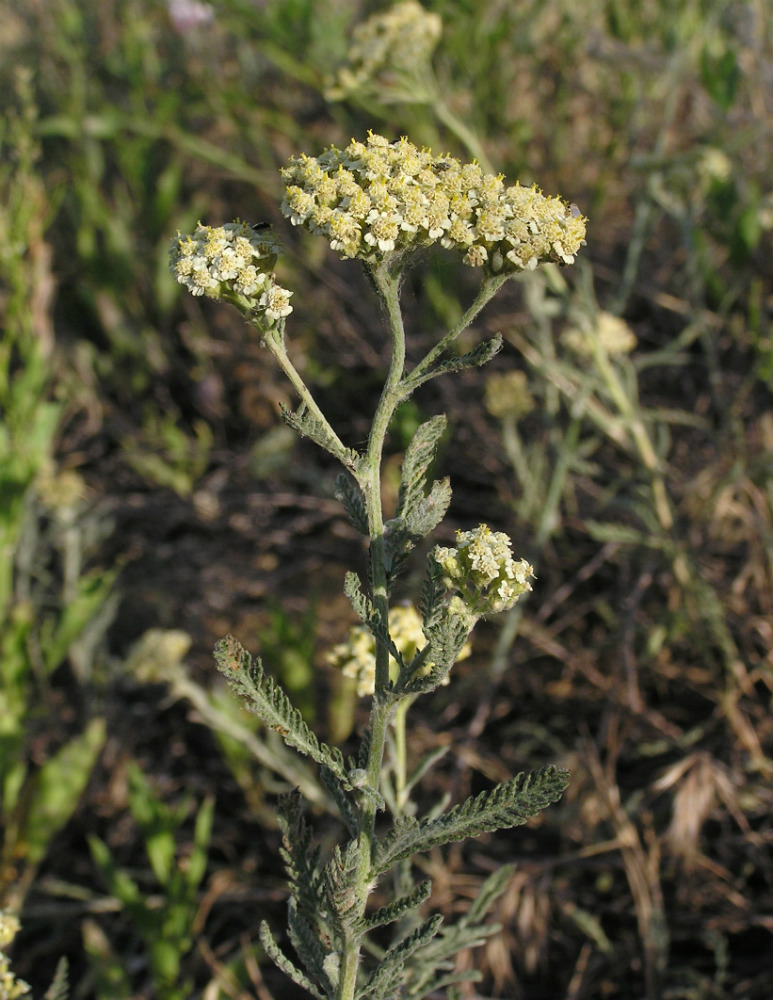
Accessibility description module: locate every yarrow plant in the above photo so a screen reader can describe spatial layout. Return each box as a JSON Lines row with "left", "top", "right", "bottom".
{"left": 170, "top": 132, "right": 586, "bottom": 1000}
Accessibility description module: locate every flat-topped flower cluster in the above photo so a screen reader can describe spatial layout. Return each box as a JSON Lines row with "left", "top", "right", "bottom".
{"left": 432, "top": 524, "right": 534, "bottom": 619}
{"left": 280, "top": 132, "right": 586, "bottom": 272}
{"left": 169, "top": 221, "right": 293, "bottom": 322}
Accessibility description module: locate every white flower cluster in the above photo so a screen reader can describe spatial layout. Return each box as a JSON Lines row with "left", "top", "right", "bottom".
{"left": 169, "top": 222, "right": 293, "bottom": 322}
{"left": 325, "top": 604, "right": 470, "bottom": 697}
{"left": 280, "top": 133, "right": 586, "bottom": 272}
{"left": 432, "top": 524, "right": 534, "bottom": 617}
{"left": 0, "top": 911, "right": 30, "bottom": 999}
{"left": 326, "top": 1, "right": 442, "bottom": 101}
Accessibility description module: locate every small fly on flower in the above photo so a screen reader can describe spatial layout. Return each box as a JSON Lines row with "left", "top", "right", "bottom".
{"left": 433, "top": 159, "right": 453, "bottom": 172}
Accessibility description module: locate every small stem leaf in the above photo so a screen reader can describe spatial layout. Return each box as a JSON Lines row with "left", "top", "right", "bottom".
{"left": 343, "top": 571, "right": 372, "bottom": 623}
{"left": 344, "top": 572, "right": 403, "bottom": 671}
{"left": 320, "top": 765, "right": 358, "bottom": 835}
{"left": 358, "top": 914, "right": 443, "bottom": 1000}
{"left": 279, "top": 402, "right": 357, "bottom": 467}
{"left": 363, "top": 879, "right": 432, "bottom": 932}
{"left": 324, "top": 840, "right": 362, "bottom": 933}
{"left": 396, "top": 415, "right": 447, "bottom": 522}
{"left": 334, "top": 473, "right": 369, "bottom": 534}
{"left": 465, "top": 863, "right": 516, "bottom": 924}
{"left": 398, "top": 615, "right": 470, "bottom": 695}
{"left": 276, "top": 790, "right": 324, "bottom": 907}
{"left": 43, "top": 957, "right": 70, "bottom": 1000}
{"left": 373, "top": 766, "right": 570, "bottom": 873}
{"left": 405, "top": 334, "right": 503, "bottom": 392}
{"left": 259, "top": 921, "right": 326, "bottom": 1000}
{"left": 403, "top": 477, "right": 452, "bottom": 539}
{"left": 287, "top": 900, "right": 336, "bottom": 998}
{"left": 214, "top": 635, "right": 349, "bottom": 785}
{"left": 401, "top": 867, "right": 515, "bottom": 998}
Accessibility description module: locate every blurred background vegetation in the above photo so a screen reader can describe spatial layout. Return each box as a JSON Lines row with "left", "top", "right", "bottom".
{"left": 0, "top": 0, "right": 771, "bottom": 998}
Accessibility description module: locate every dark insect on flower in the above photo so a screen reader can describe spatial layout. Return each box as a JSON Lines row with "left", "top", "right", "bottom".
{"left": 252, "top": 222, "right": 271, "bottom": 231}
{"left": 433, "top": 159, "right": 453, "bottom": 172}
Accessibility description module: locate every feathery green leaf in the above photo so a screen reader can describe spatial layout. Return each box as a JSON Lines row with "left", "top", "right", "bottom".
{"left": 363, "top": 879, "right": 433, "bottom": 932}
{"left": 358, "top": 914, "right": 443, "bottom": 999}
{"left": 279, "top": 402, "right": 357, "bottom": 467}
{"left": 406, "top": 335, "right": 503, "bottom": 391}
{"left": 374, "top": 766, "right": 570, "bottom": 873}
{"left": 335, "top": 472, "right": 369, "bottom": 535}
{"left": 260, "top": 921, "right": 326, "bottom": 1000}
{"left": 214, "top": 635, "right": 349, "bottom": 784}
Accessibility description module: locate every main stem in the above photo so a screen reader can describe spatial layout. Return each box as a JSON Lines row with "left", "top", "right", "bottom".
{"left": 337, "top": 262, "right": 407, "bottom": 1000}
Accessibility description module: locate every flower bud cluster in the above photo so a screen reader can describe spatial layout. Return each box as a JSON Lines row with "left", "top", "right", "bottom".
{"left": 432, "top": 524, "right": 534, "bottom": 617}
{"left": 325, "top": 604, "right": 470, "bottom": 697}
{"left": 169, "top": 222, "right": 292, "bottom": 322}
{"left": 280, "top": 132, "right": 586, "bottom": 272}
{"left": 326, "top": 1, "right": 442, "bottom": 101}
{"left": 563, "top": 311, "right": 637, "bottom": 358}
{"left": 484, "top": 370, "right": 536, "bottom": 421}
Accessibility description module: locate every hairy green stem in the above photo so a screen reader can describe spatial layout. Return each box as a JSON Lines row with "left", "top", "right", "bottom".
{"left": 261, "top": 323, "right": 352, "bottom": 464}
{"left": 402, "top": 273, "right": 510, "bottom": 393}
{"left": 338, "top": 262, "right": 407, "bottom": 1000}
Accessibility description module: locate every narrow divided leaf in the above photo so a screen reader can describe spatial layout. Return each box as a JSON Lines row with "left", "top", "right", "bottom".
{"left": 259, "top": 921, "right": 326, "bottom": 1000}
{"left": 396, "top": 415, "right": 447, "bottom": 521}
{"left": 363, "top": 879, "right": 433, "bottom": 932}
{"left": 279, "top": 402, "right": 357, "bottom": 467}
{"left": 373, "top": 765, "right": 570, "bottom": 873}
{"left": 358, "top": 914, "right": 443, "bottom": 999}
{"left": 214, "top": 635, "right": 349, "bottom": 785}
{"left": 407, "top": 334, "right": 503, "bottom": 391}
{"left": 335, "top": 472, "right": 369, "bottom": 534}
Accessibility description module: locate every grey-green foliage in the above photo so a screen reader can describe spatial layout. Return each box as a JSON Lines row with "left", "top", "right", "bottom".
{"left": 215, "top": 639, "right": 569, "bottom": 999}
{"left": 373, "top": 766, "right": 570, "bottom": 873}
{"left": 335, "top": 473, "right": 369, "bottom": 535}
{"left": 44, "top": 958, "right": 70, "bottom": 1000}
{"left": 214, "top": 634, "right": 352, "bottom": 788}
{"left": 280, "top": 402, "right": 358, "bottom": 468}
{"left": 384, "top": 415, "right": 452, "bottom": 582}
{"left": 405, "top": 334, "right": 503, "bottom": 393}
{"left": 343, "top": 572, "right": 404, "bottom": 673}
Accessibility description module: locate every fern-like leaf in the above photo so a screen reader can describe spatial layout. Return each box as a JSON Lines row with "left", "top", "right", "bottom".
{"left": 287, "top": 900, "right": 336, "bottom": 998}
{"left": 276, "top": 790, "right": 325, "bottom": 916}
{"left": 344, "top": 573, "right": 403, "bottom": 670}
{"left": 324, "top": 839, "right": 363, "bottom": 934}
{"left": 398, "top": 614, "right": 470, "bottom": 695}
{"left": 334, "top": 473, "right": 369, "bottom": 535}
{"left": 373, "top": 766, "right": 570, "bottom": 873}
{"left": 363, "top": 879, "right": 432, "bottom": 932}
{"left": 214, "top": 635, "right": 350, "bottom": 785}
{"left": 44, "top": 958, "right": 69, "bottom": 1000}
{"left": 320, "top": 765, "right": 358, "bottom": 835}
{"left": 402, "top": 865, "right": 515, "bottom": 998}
{"left": 406, "top": 335, "right": 503, "bottom": 391}
{"left": 402, "top": 477, "right": 452, "bottom": 539}
{"left": 357, "top": 914, "right": 443, "bottom": 999}
{"left": 279, "top": 402, "right": 357, "bottom": 467}
{"left": 396, "top": 415, "right": 447, "bottom": 520}
{"left": 260, "top": 921, "right": 326, "bottom": 1000}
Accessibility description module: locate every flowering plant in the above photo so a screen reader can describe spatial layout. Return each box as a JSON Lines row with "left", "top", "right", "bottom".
{"left": 170, "top": 132, "right": 585, "bottom": 1000}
